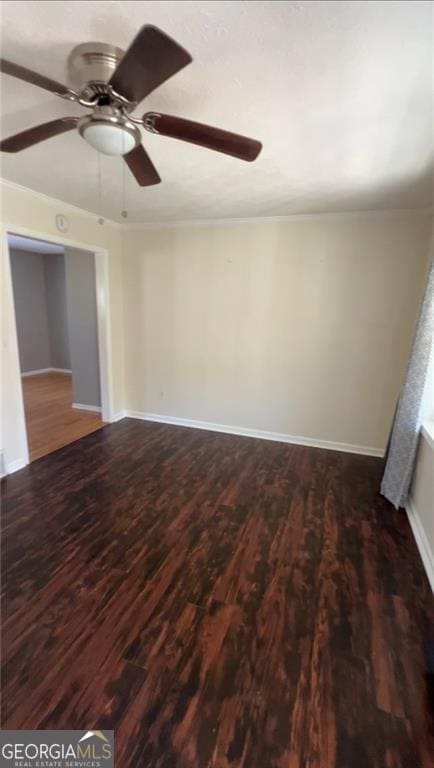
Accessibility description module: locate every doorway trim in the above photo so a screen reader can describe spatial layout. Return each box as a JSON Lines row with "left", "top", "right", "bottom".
{"left": 2, "top": 223, "right": 114, "bottom": 473}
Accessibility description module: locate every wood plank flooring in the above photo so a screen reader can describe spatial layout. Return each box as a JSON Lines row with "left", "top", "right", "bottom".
{"left": 21, "top": 371, "right": 104, "bottom": 461}
{"left": 1, "top": 419, "right": 433, "bottom": 767}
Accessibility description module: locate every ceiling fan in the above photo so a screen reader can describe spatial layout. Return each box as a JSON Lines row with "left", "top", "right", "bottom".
{"left": 0, "top": 25, "right": 262, "bottom": 186}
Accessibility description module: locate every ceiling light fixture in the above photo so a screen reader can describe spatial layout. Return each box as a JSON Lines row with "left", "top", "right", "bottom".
{"left": 78, "top": 107, "right": 140, "bottom": 156}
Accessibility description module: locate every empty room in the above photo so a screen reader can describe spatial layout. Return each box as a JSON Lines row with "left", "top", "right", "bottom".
{"left": 0, "top": 2, "right": 433, "bottom": 767}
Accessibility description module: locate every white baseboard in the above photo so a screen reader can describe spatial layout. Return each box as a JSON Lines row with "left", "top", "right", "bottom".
{"left": 72, "top": 403, "right": 101, "bottom": 413}
{"left": 108, "top": 411, "right": 127, "bottom": 423}
{"left": 123, "top": 410, "right": 384, "bottom": 457}
{"left": 21, "top": 367, "right": 71, "bottom": 377}
{"left": 406, "top": 498, "right": 434, "bottom": 593}
{"left": 6, "top": 458, "right": 28, "bottom": 475}
{"left": 21, "top": 367, "right": 52, "bottom": 377}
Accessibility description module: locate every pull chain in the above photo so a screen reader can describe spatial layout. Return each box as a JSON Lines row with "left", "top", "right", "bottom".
{"left": 97, "top": 151, "right": 104, "bottom": 225}
{"left": 121, "top": 131, "right": 128, "bottom": 219}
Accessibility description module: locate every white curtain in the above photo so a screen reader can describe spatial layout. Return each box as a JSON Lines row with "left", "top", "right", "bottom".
{"left": 381, "top": 261, "right": 433, "bottom": 509}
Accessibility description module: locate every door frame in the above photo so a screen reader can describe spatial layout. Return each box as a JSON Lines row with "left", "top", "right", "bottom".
{"left": 2, "top": 223, "right": 114, "bottom": 472}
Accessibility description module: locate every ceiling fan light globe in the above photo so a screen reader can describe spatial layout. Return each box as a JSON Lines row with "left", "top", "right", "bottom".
{"left": 81, "top": 122, "right": 137, "bottom": 156}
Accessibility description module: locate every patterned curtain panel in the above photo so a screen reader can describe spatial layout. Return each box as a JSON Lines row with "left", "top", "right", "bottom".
{"left": 381, "top": 261, "right": 433, "bottom": 509}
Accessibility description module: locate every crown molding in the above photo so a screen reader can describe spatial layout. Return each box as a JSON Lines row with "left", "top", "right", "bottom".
{"left": 1, "top": 176, "right": 432, "bottom": 232}
{"left": 127, "top": 206, "right": 434, "bottom": 230}
{"left": 0, "top": 177, "right": 125, "bottom": 229}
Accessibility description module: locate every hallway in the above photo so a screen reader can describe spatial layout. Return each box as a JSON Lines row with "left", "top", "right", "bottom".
{"left": 22, "top": 371, "right": 104, "bottom": 461}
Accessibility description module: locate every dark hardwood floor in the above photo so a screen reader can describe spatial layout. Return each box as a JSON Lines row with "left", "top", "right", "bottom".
{"left": 1, "top": 419, "right": 433, "bottom": 767}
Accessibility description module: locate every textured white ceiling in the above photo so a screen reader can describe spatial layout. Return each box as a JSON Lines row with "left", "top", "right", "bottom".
{"left": 0, "top": 0, "right": 432, "bottom": 223}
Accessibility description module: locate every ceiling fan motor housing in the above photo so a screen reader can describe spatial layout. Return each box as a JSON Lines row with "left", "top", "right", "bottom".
{"left": 67, "top": 42, "right": 126, "bottom": 100}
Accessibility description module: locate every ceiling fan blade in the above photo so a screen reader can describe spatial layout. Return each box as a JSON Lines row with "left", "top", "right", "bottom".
{"left": 0, "top": 118, "right": 79, "bottom": 152}
{"left": 143, "top": 112, "right": 262, "bottom": 162}
{"left": 0, "top": 58, "right": 71, "bottom": 96}
{"left": 109, "top": 25, "right": 192, "bottom": 104}
{"left": 124, "top": 144, "right": 161, "bottom": 186}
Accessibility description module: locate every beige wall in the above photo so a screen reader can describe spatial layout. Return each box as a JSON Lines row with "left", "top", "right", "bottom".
{"left": 1, "top": 181, "right": 125, "bottom": 467}
{"left": 124, "top": 212, "right": 432, "bottom": 451}
{"left": 1, "top": 179, "right": 432, "bottom": 466}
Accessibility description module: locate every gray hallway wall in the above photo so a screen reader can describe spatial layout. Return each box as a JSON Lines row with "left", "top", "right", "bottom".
{"left": 64, "top": 248, "right": 101, "bottom": 408}
{"left": 10, "top": 247, "right": 72, "bottom": 374}
{"left": 10, "top": 248, "right": 52, "bottom": 373}
{"left": 44, "top": 253, "right": 71, "bottom": 370}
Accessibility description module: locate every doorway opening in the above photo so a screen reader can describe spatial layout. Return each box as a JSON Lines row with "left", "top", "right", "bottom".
{"left": 8, "top": 233, "right": 105, "bottom": 462}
